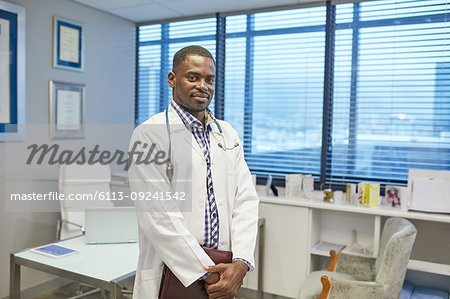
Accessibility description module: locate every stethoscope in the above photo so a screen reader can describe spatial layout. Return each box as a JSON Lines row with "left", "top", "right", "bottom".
{"left": 165, "top": 108, "right": 239, "bottom": 182}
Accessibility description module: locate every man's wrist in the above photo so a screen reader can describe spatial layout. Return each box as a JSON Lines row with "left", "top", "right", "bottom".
{"left": 232, "top": 258, "right": 253, "bottom": 271}
{"left": 232, "top": 260, "right": 249, "bottom": 273}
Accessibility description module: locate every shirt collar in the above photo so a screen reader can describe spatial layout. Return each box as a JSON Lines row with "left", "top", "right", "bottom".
{"left": 170, "top": 100, "right": 215, "bottom": 130}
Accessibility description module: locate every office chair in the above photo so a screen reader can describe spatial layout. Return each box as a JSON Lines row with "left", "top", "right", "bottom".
{"left": 299, "top": 217, "right": 417, "bottom": 299}
{"left": 57, "top": 164, "right": 113, "bottom": 240}
{"left": 57, "top": 164, "right": 114, "bottom": 299}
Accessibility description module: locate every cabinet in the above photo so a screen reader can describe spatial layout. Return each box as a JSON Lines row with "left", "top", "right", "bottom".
{"left": 253, "top": 195, "right": 450, "bottom": 297}
{"left": 243, "top": 202, "right": 309, "bottom": 298}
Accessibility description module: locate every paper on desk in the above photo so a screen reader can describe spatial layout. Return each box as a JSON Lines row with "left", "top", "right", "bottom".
{"left": 312, "top": 241, "right": 346, "bottom": 254}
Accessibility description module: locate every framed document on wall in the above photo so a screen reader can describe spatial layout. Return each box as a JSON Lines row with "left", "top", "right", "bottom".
{"left": 49, "top": 81, "right": 85, "bottom": 139}
{"left": 53, "top": 16, "right": 84, "bottom": 72}
{"left": 0, "top": 1, "right": 25, "bottom": 141}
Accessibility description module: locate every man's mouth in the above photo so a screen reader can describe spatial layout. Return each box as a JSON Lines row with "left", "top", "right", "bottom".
{"left": 191, "top": 93, "right": 209, "bottom": 100}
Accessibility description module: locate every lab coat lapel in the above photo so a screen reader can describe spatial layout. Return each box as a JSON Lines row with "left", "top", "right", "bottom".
{"left": 168, "top": 108, "right": 205, "bottom": 162}
{"left": 209, "top": 125, "right": 222, "bottom": 169}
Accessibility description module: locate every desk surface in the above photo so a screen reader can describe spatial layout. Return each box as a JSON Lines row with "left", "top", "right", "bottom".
{"left": 260, "top": 196, "right": 450, "bottom": 224}
{"left": 15, "top": 236, "right": 139, "bottom": 282}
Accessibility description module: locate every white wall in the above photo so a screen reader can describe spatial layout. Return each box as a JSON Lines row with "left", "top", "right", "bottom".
{"left": 0, "top": 0, "right": 135, "bottom": 297}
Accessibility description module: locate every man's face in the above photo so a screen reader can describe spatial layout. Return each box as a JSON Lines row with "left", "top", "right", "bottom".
{"left": 168, "top": 54, "right": 215, "bottom": 118}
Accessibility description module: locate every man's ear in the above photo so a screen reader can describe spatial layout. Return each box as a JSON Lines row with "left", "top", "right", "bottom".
{"left": 168, "top": 72, "right": 176, "bottom": 88}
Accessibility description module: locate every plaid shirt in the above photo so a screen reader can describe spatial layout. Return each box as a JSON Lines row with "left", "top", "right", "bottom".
{"left": 170, "top": 101, "right": 253, "bottom": 274}
{"left": 170, "top": 101, "right": 219, "bottom": 249}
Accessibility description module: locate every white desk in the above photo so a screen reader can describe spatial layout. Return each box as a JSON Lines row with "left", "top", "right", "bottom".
{"left": 250, "top": 195, "right": 450, "bottom": 297}
{"left": 10, "top": 236, "right": 139, "bottom": 299}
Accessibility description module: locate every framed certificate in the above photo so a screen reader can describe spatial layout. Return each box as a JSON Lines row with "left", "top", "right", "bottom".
{"left": 49, "top": 81, "right": 85, "bottom": 139}
{"left": 0, "top": 1, "right": 25, "bottom": 141}
{"left": 53, "top": 16, "right": 84, "bottom": 72}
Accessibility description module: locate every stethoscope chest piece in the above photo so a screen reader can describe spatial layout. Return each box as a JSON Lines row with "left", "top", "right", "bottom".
{"left": 166, "top": 162, "right": 174, "bottom": 182}
{"left": 218, "top": 141, "right": 239, "bottom": 151}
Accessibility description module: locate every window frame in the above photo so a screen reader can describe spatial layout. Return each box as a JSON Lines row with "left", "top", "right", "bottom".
{"left": 136, "top": 0, "right": 450, "bottom": 187}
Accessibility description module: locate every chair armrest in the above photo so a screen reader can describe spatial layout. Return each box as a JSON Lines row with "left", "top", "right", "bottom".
{"left": 335, "top": 253, "right": 376, "bottom": 281}
{"left": 329, "top": 276, "right": 383, "bottom": 299}
{"left": 327, "top": 250, "right": 338, "bottom": 272}
{"left": 319, "top": 276, "right": 331, "bottom": 299}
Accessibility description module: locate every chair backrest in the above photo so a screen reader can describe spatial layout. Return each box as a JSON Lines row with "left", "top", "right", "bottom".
{"left": 375, "top": 217, "right": 417, "bottom": 299}
{"left": 58, "top": 164, "right": 113, "bottom": 239}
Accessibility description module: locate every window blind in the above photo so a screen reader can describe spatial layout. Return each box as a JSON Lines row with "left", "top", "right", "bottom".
{"left": 224, "top": 7, "right": 327, "bottom": 176}
{"left": 224, "top": 15, "right": 247, "bottom": 140}
{"left": 137, "top": 24, "right": 161, "bottom": 124}
{"left": 331, "top": 0, "right": 450, "bottom": 183}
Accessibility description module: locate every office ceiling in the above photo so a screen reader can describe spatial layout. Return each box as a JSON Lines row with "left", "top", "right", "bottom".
{"left": 71, "top": 0, "right": 320, "bottom": 23}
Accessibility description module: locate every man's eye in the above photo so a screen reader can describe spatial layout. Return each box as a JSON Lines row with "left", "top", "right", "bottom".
{"left": 206, "top": 78, "right": 215, "bottom": 84}
{"left": 188, "top": 75, "right": 197, "bottom": 81}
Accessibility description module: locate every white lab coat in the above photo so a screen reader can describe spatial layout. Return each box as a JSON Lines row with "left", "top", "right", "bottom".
{"left": 128, "top": 107, "right": 259, "bottom": 299}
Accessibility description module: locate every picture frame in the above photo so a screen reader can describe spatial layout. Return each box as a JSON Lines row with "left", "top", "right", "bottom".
{"left": 53, "top": 16, "right": 84, "bottom": 72}
{"left": 49, "top": 81, "right": 85, "bottom": 139}
{"left": 0, "top": 1, "right": 25, "bottom": 141}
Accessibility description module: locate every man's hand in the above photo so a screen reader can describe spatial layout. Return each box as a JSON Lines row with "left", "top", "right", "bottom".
{"left": 204, "top": 272, "right": 220, "bottom": 285}
{"left": 203, "top": 260, "right": 248, "bottom": 299}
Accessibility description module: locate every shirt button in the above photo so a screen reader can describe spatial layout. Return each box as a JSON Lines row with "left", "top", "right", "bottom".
{"left": 212, "top": 212, "right": 216, "bottom": 218}
{"left": 209, "top": 187, "right": 213, "bottom": 193}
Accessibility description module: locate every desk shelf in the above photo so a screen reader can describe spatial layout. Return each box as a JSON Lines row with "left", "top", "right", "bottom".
{"left": 308, "top": 208, "right": 380, "bottom": 271}
{"left": 261, "top": 196, "right": 450, "bottom": 224}
{"left": 408, "top": 260, "right": 450, "bottom": 276}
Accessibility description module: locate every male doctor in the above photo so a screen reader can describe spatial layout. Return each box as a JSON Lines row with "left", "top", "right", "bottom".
{"left": 128, "top": 45, "right": 259, "bottom": 299}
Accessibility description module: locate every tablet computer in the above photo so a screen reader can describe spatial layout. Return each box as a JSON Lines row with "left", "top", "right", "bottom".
{"left": 31, "top": 243, "right": 79, "bottom": 258}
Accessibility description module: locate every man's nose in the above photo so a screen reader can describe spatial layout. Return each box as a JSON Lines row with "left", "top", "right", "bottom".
{"left": 196, "top": 79, "right": 208, "bottom": 91}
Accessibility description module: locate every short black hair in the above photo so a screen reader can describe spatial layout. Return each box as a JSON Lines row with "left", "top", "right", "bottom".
{"left": 172, "top": 45, "right": 215, "bottom": 72}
